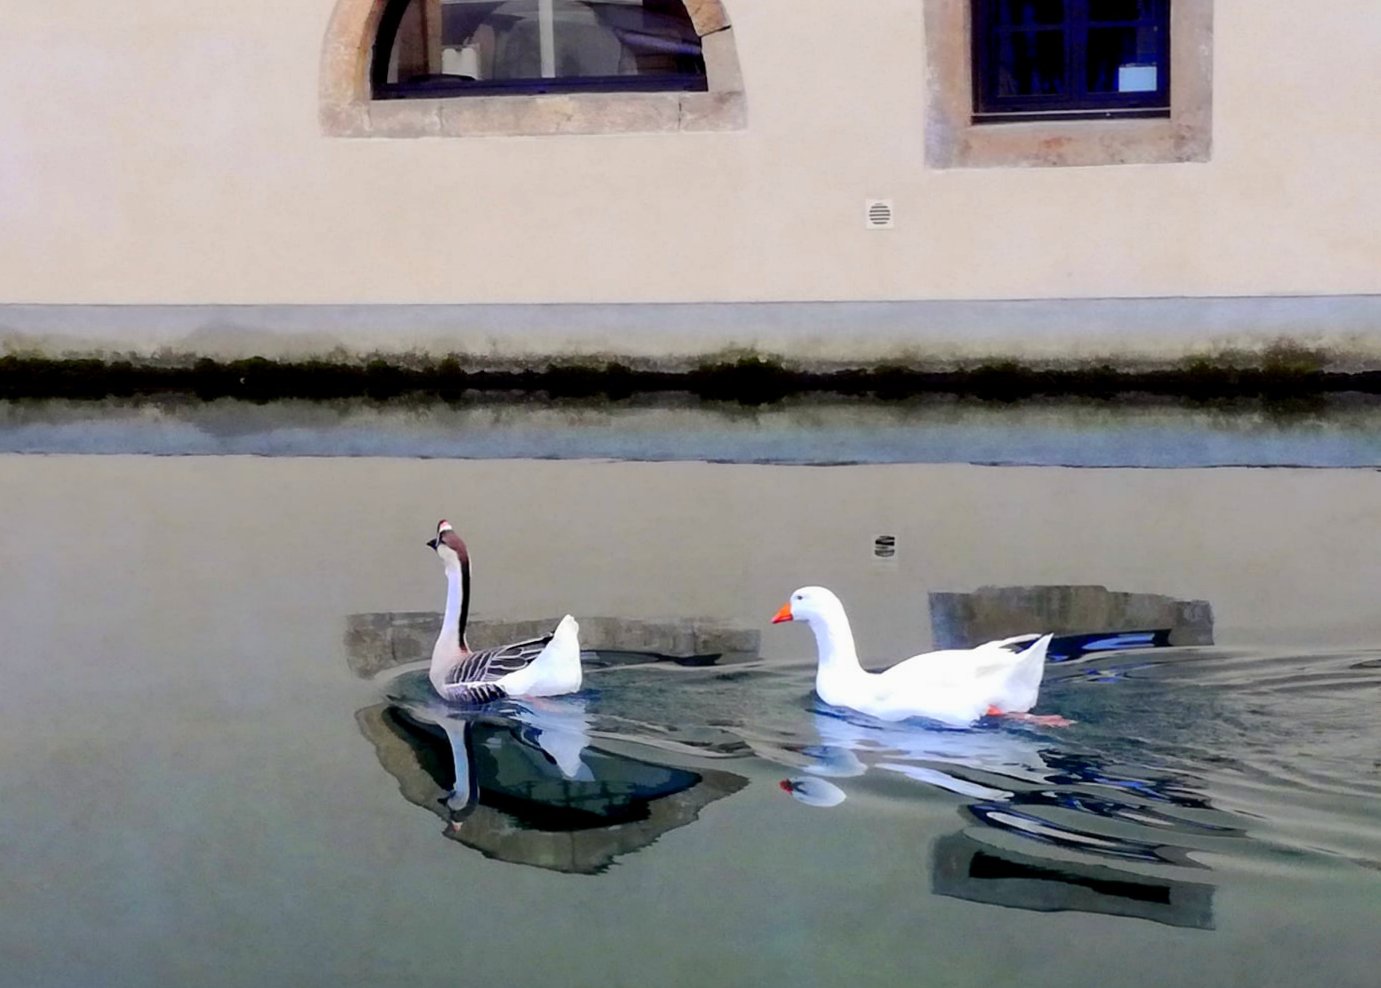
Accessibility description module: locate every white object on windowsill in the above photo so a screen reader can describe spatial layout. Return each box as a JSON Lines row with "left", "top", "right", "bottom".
{"left": 442, "top": 46, "right": 481, "bottom": 80}
{"left": 1118, "top": 63, "right": 1158, "bottom": 93}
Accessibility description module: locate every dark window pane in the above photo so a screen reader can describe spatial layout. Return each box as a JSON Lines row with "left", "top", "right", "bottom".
{"left": 973, "top": 0, "right": 1168, "bottom": 117}
{"left": 1086, "top": 25, "right": 1161, "bottom": 93}
{"left": 380, "top": 0, "right": 704, "bottom": 89}
{"left": 995, "top": 0, "right": 1066, "bottom": 27}
{"left": 997, "top": 29, "right": 1067, "bottom": 95}
{"left": 1089, "top": 0, "right": 1151, "bottom": 23}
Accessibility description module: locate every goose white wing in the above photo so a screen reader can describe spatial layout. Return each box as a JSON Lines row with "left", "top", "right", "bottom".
{"left": 962, "top": 634, "right": 1051, "bottom": 712}
{"left": 967, "top": 641, "right": 1045, "bottom": 680}
{"left": 870, "top": 634, "right": 1052, "bottom": 720}
{"left": 905, "top": 634, "right": 1045, "bottom": 679}
{"left": 441, "top": 635, "right": 554, "bottom": 702}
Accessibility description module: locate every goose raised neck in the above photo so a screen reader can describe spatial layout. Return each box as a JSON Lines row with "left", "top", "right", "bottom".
{"left": 788, "top": 592, "right": 866, "bottom": 700}
{"left": 428, "top": 523, "right": 472, "bottom": 691}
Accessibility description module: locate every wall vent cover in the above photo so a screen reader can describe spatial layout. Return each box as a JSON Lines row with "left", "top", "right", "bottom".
{"left": 865, "top": 199, "right": 894, "bottom": 229}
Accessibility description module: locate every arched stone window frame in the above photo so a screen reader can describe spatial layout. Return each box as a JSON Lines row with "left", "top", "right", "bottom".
{"left": 321, "top": 0, "right": 745, "bottom": 137}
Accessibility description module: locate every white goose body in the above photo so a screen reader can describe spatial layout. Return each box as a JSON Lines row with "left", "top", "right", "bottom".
{"left": 773, "top": 586, "right": 1053, "bottom": 728}
{"left": 427, "top": 520, "right": 582, "bottom": 703}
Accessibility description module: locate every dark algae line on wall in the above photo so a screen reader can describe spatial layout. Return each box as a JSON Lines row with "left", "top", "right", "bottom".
{"left": 4, "top": 351, "right": 1381, "bottom": 405}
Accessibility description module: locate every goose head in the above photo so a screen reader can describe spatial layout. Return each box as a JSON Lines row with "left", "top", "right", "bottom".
{"left": 771, "top": 586, "right": 845, "bottom": 626}
{"left": 441, "top": 788, "right": 476, "bottom": 821}
{"left": 426, "top": 519, "right": 469, "bottom": 569}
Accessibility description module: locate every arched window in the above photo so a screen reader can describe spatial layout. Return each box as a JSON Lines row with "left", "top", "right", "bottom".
{"left": 372, "top": 0, "right": 708, "bottom": 99}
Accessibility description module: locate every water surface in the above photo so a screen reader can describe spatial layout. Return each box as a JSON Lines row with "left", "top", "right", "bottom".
{"left": 1, "top": 452, "right": 1378, "bottom": 987}
{"left": 7, "top": 395, "right": 1381, "bottom": 466}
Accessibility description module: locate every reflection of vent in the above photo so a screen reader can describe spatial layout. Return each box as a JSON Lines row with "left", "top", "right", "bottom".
{"left": 873, "top": 535, "right": 897, "bottom": 559}
{"left": 865, "top": 199, "right": 894, "bottom": 229}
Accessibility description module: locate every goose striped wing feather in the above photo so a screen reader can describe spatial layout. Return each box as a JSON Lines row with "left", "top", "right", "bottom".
{"left": 443, "top": 634, "right": 554, "bottom": 690}
{"left": 443, "top": 682, "right": 507, "bottom": 705}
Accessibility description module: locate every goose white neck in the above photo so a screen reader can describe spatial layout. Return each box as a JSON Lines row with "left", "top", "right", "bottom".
{"left": 803, "top": 603, "right": 863, "bottom": 675}
{"left": 434, "top": 559, "right": 470, "bottom": 666}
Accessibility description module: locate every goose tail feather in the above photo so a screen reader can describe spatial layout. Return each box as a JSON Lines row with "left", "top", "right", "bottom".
{"left": 1004, "top": 633, "right": 1052, "bottom": 710}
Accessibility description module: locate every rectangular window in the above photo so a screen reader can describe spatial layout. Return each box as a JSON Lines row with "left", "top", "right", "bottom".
{"left": 972, "top": 0, "right": 1170, "bottom": 122}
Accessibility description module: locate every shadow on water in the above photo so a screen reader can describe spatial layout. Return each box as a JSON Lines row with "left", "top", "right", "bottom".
{"left": 356, "top": 671, "right": 747, "bottom": 875}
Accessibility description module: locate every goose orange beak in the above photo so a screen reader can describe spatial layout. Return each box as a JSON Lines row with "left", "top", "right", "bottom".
{"left": 771, "top": 602, "right": 794, "bottom": 624}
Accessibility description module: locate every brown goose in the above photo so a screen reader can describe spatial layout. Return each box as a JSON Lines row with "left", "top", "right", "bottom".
{"left": 425, "top": 520, "right": 581, "bottom": 703}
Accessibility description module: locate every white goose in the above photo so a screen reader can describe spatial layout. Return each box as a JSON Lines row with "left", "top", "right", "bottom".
{"left": 426, "top": 520, "right": 582, "bottom": 703}
{"left": 771, "top": 586, "right": 1066, "bottom": 728}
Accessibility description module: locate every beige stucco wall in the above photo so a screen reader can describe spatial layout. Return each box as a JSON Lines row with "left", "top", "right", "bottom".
{"left": 1, "top": 1, "right": 1379, "bottom": 310}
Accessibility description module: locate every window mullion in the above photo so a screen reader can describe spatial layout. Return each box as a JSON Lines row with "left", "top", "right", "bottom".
{"left": 1159, "top": 0, "right": 1172, "bottom": 103}
{"left": 537, "top": 0, "right": 557, "bottom": 79}
{"left": 975, "top": 0, "right": 992, "bottom": 110}
{"left": 1070, "top": 0, "right": 1088, "bottom": 105}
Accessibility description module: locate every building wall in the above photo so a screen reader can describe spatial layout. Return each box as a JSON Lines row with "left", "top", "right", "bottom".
{"left": 1, "top": 2, "right": 1379, "bottom": 359}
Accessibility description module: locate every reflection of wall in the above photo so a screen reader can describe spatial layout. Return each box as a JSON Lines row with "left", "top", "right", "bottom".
{"left": 389, "top": 0, "right": 444, "bottom": 80}
{"left": 8, "top": 455, "right": 1381, "bottom": 659}
{"left": 932, "top": 832, "right": 1214, "bottom": 930}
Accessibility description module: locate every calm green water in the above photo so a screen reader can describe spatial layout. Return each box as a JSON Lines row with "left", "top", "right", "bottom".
{"left": 1, "top": 451, "right": 1378, "bottom": 987}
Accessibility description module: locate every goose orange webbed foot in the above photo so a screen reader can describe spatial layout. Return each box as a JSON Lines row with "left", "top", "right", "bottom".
{"left": 986, "top": 706, "right": 1075, "bottom": 728}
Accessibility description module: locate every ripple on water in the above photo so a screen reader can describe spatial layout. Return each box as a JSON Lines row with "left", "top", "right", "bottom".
{"left": 361, "top": 645, "right": 1380, "bottom": 923}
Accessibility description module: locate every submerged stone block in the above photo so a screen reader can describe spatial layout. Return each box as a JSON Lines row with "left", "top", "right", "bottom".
{"left": 344, "top": 611, "right": 760, "bottom": 678}
{"left": 928, "top": 585, "right": 1214, "bottom": 650}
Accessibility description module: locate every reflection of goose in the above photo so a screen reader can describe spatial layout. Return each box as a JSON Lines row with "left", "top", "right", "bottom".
{"left": 435, "top": 696, "right": 594, "bottom": 824}
{"left": 356, "top": 684, "right": 748, "bottom": 873}
{"left": 439, "top": 719, "right": 479, "bottom": 824}
{"left": 780, "top": 711, "right": 1220, "bottom": 927}
{"left": 426, "top": 520, "right": 582, "bottom": 702}
{"left": 780, "top": 777, "right": 847, "bottom": 807}
{"left": 508, "top": 696, "right": 596, "bottom": 781}
{"left": 772, "top": 587, "right": 1061, "bottom": 726}
{"left": 785, "top": 706, "right": 1232, "bottom": 877}
{"left": 798, "top": 706, "right": 1057, "bottom": 802}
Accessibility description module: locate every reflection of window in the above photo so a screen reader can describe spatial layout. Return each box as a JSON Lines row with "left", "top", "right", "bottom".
{"left": 972, "top": 0, "right": 1170, "bottom": 122}
{"left": 372, "top": 0, "right": 708, "bottom": 99}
